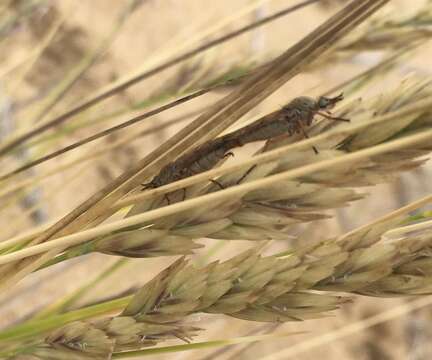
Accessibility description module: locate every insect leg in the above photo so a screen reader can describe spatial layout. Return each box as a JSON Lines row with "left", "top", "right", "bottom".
{"left": 207, "top": 151, "right": 234, "bottom": 189}
{"left": 317, "top": 112, "right": 350, "bottom": 122}
{"left": 296, "top": 121, "right": 319, "bottom": 154}
{"left": 210, "top": 179, "right": 225, "bottom": 189}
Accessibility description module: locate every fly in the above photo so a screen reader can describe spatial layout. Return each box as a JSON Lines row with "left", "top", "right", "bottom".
{"left": 142, "top": 93, "right": 349, "bottom": 199}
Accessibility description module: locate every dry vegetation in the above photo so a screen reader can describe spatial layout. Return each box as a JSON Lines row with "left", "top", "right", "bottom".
{"left": 1, "top": 0, "right": 432, "bottom": 359}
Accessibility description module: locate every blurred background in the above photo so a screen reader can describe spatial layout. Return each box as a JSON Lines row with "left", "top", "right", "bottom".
{"left": 1, "top": 0, "right": 432, "bottom": 359}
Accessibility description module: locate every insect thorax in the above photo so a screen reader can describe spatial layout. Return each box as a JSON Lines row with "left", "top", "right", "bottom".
{"left": 286, "top": 96, "right": 318, "bottom": 112}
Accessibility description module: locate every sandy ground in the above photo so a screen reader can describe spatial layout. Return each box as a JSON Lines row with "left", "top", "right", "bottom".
{"left": 1, "top": 0, "right": 432, "bottom": 359}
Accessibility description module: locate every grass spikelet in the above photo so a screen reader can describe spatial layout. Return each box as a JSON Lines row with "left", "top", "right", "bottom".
{"left": 12, "top": 209, "right": 432, "bottom": 358}
{"left": 92, "top": 229, "right": 204, "bottom": 258}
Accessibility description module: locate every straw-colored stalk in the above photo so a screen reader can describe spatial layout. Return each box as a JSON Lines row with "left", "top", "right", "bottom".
{"left": 341, "top": 1, "right": 432, "bottom": 50}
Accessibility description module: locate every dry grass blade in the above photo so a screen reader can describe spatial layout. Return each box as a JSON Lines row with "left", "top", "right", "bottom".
{"left": 0, "top": 58, "right": 253, "bottom": 182}
{"left": 338, "top": 3, "right": 432, "bottom": 51}
{"left": 312, "top": 2, "right": 432, "bottom": 68}
{"left": 323, "top": 45, "right": 416, "bottom": 97}
{"left": 0, "top": 109, "right": 201, "bottom": 205}
{"left": 0, "top": 0, "right": 388, "bottom": 293}
{"left": 0, "top": 0, "right": 319, "bottom": 158}
{"left": 0, "top": 74, "right": 245, "bottom": 182}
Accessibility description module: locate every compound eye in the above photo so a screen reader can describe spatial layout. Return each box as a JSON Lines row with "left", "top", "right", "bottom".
{"left": 318, "top": 97, "right": 329, "bottom": 109}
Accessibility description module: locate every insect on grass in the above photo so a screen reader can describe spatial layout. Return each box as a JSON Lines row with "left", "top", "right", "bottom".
{"left": 142, "top": 93, "right": 349, "bottom": 201}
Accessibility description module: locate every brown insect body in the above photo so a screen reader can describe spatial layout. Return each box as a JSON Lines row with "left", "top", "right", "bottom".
{"left": 224, "top": 96, "right": 320, "bottom": 146}
{"left": 144, "top": 138, "right": 231, "bottom": 188}
{"left": 143, "top": 94, "right": 346, "bottom": 190}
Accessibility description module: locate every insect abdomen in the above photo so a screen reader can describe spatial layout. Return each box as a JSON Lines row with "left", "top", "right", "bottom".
{"left": 147, "top": 142, "right": 229, "bottom": 188}
{"left": 190, "top": 146, "right": 226, "bottom": 175}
